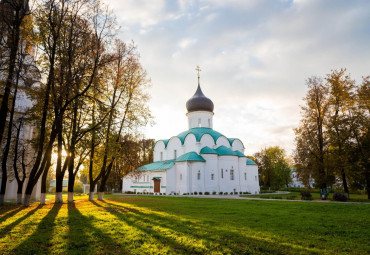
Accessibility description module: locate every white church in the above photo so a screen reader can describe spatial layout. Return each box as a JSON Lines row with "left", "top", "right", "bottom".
{"left": 122, "top": 72, "right": 260, "bottom": 195}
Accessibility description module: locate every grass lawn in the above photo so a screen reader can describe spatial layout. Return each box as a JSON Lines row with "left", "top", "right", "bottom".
{"left": 0, "top": 196, "right": 369, "bottom": 254}
{"left": 243, "top": 192, "right": 370, "bottom": 202}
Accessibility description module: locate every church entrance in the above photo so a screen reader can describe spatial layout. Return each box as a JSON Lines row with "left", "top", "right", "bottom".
{"left": 154, "top": 179, "right": 160, "bottom": 193}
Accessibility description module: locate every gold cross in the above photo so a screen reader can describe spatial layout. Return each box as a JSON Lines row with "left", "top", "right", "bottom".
{"left": 195, "top": 65, "right": 201, "bottom": 81}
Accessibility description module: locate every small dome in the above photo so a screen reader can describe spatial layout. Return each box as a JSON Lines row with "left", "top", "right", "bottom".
{"left": 186, "top": 84, "right": 214, "bottom": 112}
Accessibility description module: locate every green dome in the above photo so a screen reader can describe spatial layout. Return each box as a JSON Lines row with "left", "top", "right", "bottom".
{"left": 177, "top": 127, "right": 226, "bottom": 145}
{"left": 175, "top": 151, "right": 206, "bottom": 162}
{"left": 234, "top": 150, "right": 247, "bottom": 157}
{"left": 215, "top": 146, "right": 237, "bottom": 156}
{"left": 200, "top": 146, "right": 217, "bottom": 154}
{"left": 246, "top": 158, "right": 257, "bottom": 165}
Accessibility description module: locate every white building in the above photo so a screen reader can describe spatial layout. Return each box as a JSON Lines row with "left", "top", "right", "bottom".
{"left": 122, "top": 79, "right": 260, "bottom": 195}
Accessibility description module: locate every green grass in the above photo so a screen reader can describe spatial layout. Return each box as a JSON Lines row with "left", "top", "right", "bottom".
{"left": 0, "top": 196, "right": 369, "bottom": 254}
{"left": 243, "top": 192, "right": 370, "bottom": 202}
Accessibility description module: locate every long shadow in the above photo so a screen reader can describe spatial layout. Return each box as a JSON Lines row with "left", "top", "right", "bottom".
{"left": 66, "top": 202, "right": 126, "bottom": 254}
{"left": 0, "top": 205, "right": 42, "bottom": 238}
{"left": 96, "top": 199, "right": 317, "bottom": 254}
{"left": 0, "top": 206, "right": 24, "bottom": 223}
{"left": 11, "top": 203, "right": 62, "bottom": 254}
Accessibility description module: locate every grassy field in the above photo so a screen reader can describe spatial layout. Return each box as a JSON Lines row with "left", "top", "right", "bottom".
{"left": 0, "top": 196, "right": 369, "bottom": 254}
{"left": 243, "top": 192, "right": 370, "bottom": 202}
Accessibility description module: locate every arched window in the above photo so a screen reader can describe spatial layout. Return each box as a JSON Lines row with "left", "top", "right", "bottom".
{"left": 198, "top": 118, "right": 201, "bottom": 127}
{"left": 221, "top": 169, "right": 223, "bottom": 179}
{"left": 197, "top": 171, "right": 201, "bottom": 180}
{"left": 160, "top": 152, "right": 163, "bottom": 161}
{"left": 211, "top": 174, "right": 214, "bottom": 180}
{"left": 230, "top": 170, "right": 234, "bottom": 180}
{"left": 174, "top": 150, "right": 177, "bottom": 159}
{"left": 244, "top": 172, "right": 247, "bottom": 180}
{"left": 208, "top": 119, "right": 210, "bottom": 127}
{"left": 180, "top": 174, "right": 182, "bottom": 181}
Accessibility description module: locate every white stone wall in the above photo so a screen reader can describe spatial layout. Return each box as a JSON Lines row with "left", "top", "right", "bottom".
{"left": 187, "top": 111, "right": 214, "bottom": 129}
{"left": 122, "top": 170, "right": 167, "bottom": 194}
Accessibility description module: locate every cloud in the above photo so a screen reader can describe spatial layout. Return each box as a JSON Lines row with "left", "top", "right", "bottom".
{"left": 106, "top": 0, "right": 370, "bottom": 155}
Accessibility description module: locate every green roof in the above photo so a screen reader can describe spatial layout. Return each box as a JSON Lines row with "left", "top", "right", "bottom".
{"left": 137, "top": 160, "right": 175, "bottom": 171}
{"left": 228, "top": 138, "right": 236, "bottom": 144}
{"left": 176, "top": 127, "right": 226, "bottom": 145}
{"left": 200, "top": 146, "right": 217, "bottom": 154}
{"left": 215, "top": 146, "right": 237, "bottom": 156}
{"left": 246, "top": 158, "right": 257, "bottom": 165}
{"left": 234, "top": 150, "right": 247, "bottom": 157}
{"left": 175, "top": 151, "right": 206, "bottom": 162}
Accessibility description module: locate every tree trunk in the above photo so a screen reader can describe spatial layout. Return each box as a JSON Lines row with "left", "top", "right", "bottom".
{"left": 23, "top": 194, "right": 31, "bottom": 207}
{"left": 89, "top": 192, "right": 94, "bottom": 201}
{"left": 68, "top": 192, "right": 74, "bottom": 202}
{"left": 98, "top": 192, "right": 104, "bottom": 201}
{"left": 40, "top": 193, "right": 46, "bottom": 205}
{"left": 341, "top": 170, "right": 350, "bottom": 199}
{"left": 0, "top": 194, "right": 4, "bottom": 206}
{"left": 17, "top": 193, "right": 22, "bottom": 205}
{"left": 55, "top": 192, "right": 63, "bottom": 203}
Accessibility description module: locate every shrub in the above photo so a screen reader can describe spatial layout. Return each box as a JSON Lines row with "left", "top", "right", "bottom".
{"left": 243, "top": 192, "right": 251, "bottom": 194}
{"left": 224, "top": 192, "right": 228, "bottom": 195}
{"left": 204, "top": 192, "right": 210, "bottom": 195}
{"left": 124, "top": 191, "right": 135, "bottom": 194}
{"left": 212, "top": 192, "right": 217, "bottom": 195}
{"left": 194, "top": 192, "right": 198, "bottom": 195}
{"left": 183, "top": 193, "right": 187, "bottom": 195}
{"left": 300, "top": 191, "right": 313, "bottom": 200}
{"left": 219, "top": 192, "right": 223, "bottom": 195}
{"left": 199, "top": 192, "right": 203, "bottom": 195}
{"left": 190, "top": 193, "right": 193, "bottom": 195}
{"left": 333, "top": 192, "right": 348, "bottom": 202}
{"left": 260, "top": 190, "right": 275, "bottom": 193}
{"left": 239, "top": 192, "right": 242, "bottom": 194}
{"left": 271, "top": 196, "right": 282, "bottom": 199}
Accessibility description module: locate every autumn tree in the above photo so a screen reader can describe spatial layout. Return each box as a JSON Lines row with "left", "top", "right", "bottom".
{"left": 254, "top": 146, "right": 291, "bottom": 190}
{"left": 294, "top": 77, "right": 332, "bottom": 199}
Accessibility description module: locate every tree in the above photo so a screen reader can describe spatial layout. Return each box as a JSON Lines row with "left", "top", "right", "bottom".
{"left": 294, "top": 77, "right": 332, "bottom": 199}
{"left": 254, "top": 146, "right": 291, "bottom": 190}
{"left": 326, "top": 69, "right": 356, "bottom": 198}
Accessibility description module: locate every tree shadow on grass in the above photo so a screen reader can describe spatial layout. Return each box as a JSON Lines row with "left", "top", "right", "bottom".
{"left": 0, "top": 205, "right": 42, "bottom": 239}
{"left": 0, "top": 205, "right": 24, "bottom": 223}
{"left": 11, "top": 203, "right": 62, "bottom": 254}
{"left": 66, "top": 202, "right": 126, "bottom": 255}
{"left": 96, "top": 199, "right": 320, "bottom": 255}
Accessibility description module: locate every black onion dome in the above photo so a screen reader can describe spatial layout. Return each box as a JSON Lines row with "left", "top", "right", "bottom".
{"left": 186, "top": 83, "right": 214, "bottom": 112}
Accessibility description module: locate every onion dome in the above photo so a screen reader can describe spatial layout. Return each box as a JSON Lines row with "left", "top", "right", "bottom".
{"left": 186, "top": 84, "right": 214, "bottom": 113}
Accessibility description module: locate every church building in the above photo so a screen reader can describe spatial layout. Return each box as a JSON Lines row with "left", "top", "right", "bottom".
{"left": 122, "top": 70, "right": 260, "bottom": 195}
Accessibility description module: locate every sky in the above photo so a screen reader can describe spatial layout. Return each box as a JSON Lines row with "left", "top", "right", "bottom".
{"left": 106, "top": 0, "right": 370, "bottom": 156}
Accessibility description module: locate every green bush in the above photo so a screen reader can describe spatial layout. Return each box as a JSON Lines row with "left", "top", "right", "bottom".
{"left": 204, "top": 192, "right": 210, "bottom": 195}
{"left": 219, "top": 192, "right": 223, "bottom": 195}
{"left": 125, "top": 191, "right": 135, "bottom": 194}
{"left": 287, "top": 196, "right": 297, "bottom": 200}
{"left": 183, "top": 193, "right": 188, "bottom": 195}
{"left": 333, "top": 193, "right": 348, "bottom": 202}
{"left": 260, "top": 190, "right": 275, "bottom": 193}
{"left": 271, "top": 196, "right": 282, "bottom": 199}
{"left": 212, "top": 192, "right": 217, "bottom": 195}
{"left": 199, "top": 192, "right": 203, "bottom": 195}
{"left": 300, "top": 191, "right": 313, "bottom": 200}
{"left": 224, "top": 192, "right": 228, "bottom": 195}
{"left": 194, "top": 192, "right": 198, "bottom": 195}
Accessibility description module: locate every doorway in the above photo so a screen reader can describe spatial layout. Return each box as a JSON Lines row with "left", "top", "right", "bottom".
{"left": 154, "top": 179, "right": 160, "bottom": 193}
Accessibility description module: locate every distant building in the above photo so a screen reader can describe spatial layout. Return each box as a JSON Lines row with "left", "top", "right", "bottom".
{"left": 122, "top": 75, "right": 260, "bottom": 195}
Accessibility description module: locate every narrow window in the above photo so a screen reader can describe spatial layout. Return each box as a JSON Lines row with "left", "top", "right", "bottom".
{"left": 174, "top": 150, "right": 177, "bottom": 159}
{"left": 197, "top": 171, "right": 201, "bottom": 180}
{"left": 208, "top": 119, "right": 210, "bottom": 127}
{"left": 198, "top": 118, "right": 201, "bottom": 127}
{"left": 230, "top": 170, "right": 234, "bottom": 180}
{"left": 244, "top": 173, "right": 247, "bottom": 180}
{"left": 160, "top": 152, "right": 163, "bottom": 161}
{"left": 180, "top": 174, "right": 182, "bottom": 181}
{"left": 211, "top": 174, "right": 214, "bottom": 180}
{"left": 255, "top": 176, "right": 257, "bottom": 181}
{"left": 221, "top": 169, "right": 223, "bottom": 179}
